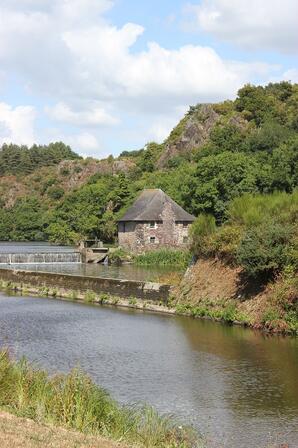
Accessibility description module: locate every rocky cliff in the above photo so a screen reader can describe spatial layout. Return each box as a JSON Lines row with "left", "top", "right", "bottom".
{"left": 157, "top": 104, "right": 220, "bottom": 168}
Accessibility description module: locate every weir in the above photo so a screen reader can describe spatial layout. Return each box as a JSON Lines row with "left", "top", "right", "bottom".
{"left": 0, "top": 252, "right": 81, "bottom": 264}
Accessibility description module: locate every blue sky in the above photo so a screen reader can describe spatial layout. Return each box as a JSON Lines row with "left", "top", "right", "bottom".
{"left": 0, "top": 0, "right": 297, "bottom": 158}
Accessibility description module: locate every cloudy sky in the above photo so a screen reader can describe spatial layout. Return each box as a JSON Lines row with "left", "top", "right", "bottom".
{"left": 0, "top": 0, "right": 297, "bottom": 157}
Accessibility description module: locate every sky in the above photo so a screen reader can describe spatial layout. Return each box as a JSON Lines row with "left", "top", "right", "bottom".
{"left": 0, "top": 0, "right": 297, "bottom": 158}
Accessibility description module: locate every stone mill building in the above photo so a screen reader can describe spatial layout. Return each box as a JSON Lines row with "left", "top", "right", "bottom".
{"left": 118, "top": 189, "right": 195, "bottom": 253}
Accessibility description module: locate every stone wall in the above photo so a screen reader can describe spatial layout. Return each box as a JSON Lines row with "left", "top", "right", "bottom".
{"left": 118, "top": 203, "right": 191, "bottom": 253}
{"left": 118, "top": 221, "right": 137, "bottom": 252}
{"left": 0, "top": 268, "right": 171, "bottom": 302}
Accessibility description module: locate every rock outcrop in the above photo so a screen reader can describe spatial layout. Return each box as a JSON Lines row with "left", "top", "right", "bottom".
{"left": 157, "top": 104, "right": 220, "bottom": 168}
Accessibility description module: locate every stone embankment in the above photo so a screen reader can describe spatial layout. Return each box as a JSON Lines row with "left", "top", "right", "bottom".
{"left": 0, "top": 268, "right": 171, "bottom": 302}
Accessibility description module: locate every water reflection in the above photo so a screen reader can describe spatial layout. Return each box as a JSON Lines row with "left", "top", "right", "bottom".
{"left": 0, "top": 293, "right": 297, "bottom": 448}
{"left": 177, "top": 318, "right": 298, "bottom": 414}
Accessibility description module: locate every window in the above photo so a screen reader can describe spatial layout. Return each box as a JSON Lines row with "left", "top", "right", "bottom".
{"left": 119, "top": 223, "right": 125, "bottom": 233}
{"left": 150, "top": 236, "right": 156, "bottom": 244}
{"left": 183, "top": 223, "right": 188, "bottom": 228}
{"left": 183, "top": 236, "right": 188, "bottom": 243}
{"left": 149, "top": 221, "right": 156, "bottom": 228}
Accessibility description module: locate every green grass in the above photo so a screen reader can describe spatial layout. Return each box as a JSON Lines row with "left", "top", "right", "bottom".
{"left": 135, "top": 249, "right": 191, "bottom": 268}
{"left": 84, "top": 290, "right": 96, "bottom": 303}
{"left": 175, "top": 302, "right": 250, "bottom": 326}
{"left": 0, "top": 351, "right": 201, "bottom": 448}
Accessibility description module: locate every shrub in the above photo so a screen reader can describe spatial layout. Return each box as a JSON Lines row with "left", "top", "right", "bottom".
{"left": 60, "top": 167, "right": 70, "bottom": 176}
{"left": 109, "top": 248, "right": 130, "bottom": 265}
{"left": 236, "top": 220, "right": 296, "bottom": 277}
{"left": 208, "top": 224, "right": 243, "bottom": 262}
{"left": 229, "top": 191, "right": 298, "bottom": 227}
{"left": 47, "top": 186, "right": 65, "bottom": 200}
{"left": 261, "top": 308, "right": 280, "bottom": 325}
{"left": 189, "top": 214, "right": 216, "bottom": 257}
{"left": 98, "top": 293, "right": 110, "bottom": 304}
{"left": 74, "top": 165, "right": 83, "bottom": 173}
{"left": 47, "top": 222, "right": 80, "bottom": 245}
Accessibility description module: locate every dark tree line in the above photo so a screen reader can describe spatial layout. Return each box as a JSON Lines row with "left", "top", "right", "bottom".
{"left": 0, "top": 142, "right": 80, "bottom": 176}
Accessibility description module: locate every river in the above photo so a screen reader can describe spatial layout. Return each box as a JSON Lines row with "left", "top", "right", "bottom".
{"left": 0, "top": 292, "right": 297, "bottom": 448}
{"left": 0, "top": 242, "right": 178, "bottom": 282}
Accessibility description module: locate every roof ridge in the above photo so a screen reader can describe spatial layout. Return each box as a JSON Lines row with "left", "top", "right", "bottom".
{"left": 118, "top": 189, "right": 195, "bottom": 222}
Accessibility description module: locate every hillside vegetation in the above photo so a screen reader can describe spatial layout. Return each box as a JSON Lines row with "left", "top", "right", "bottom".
{"left": 0, "top": 81, "right": 297, "bottom": 244}
{"left": 0, "top": 81, "right": 297, "bottom": 330}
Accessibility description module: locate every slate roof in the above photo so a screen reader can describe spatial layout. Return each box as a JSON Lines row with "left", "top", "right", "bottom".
{"left": 118, "top": 189, "right": 195, "bottom": 222}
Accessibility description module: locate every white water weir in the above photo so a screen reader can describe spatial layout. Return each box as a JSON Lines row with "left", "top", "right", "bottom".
{"left": 0, "top": 252, "right": 81, "bottom": 264}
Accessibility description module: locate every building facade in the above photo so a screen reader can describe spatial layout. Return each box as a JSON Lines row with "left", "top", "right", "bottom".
{"left": 118, "top": 189, "right": 195, "bottom": 253}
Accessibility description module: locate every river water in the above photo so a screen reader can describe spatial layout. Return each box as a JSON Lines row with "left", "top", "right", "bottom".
{"left": 0, "top": 293, "right": 297, "bottom": 448}
{"left": 0, "top": 242, "right": 177, "bottom": 282}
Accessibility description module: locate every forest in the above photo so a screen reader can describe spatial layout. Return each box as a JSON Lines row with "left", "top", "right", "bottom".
{"left": 0, "top": 81, "right": 297, "bottom": 282}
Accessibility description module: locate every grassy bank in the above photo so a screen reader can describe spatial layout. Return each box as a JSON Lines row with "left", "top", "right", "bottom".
{"left": 175, "top": 259, "right": 298, "bottom": 335}
{"left": 134, "top": 249, "right": 191, "bottom": 269}
{"left": 0, "top": 350, "right": 201, "bottom": 448}
{"left": 0, "top": 410, "right": 123, "bottom": 448}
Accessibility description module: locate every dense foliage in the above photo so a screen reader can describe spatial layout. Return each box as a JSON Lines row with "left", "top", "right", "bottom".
{"left": 190, "top": 191, "right": 298, "bottom": 278}
{"left": 0, "top": 142, "right": 80, "bottom": 175}
{"left": 0, "top": 81, "right": 297, "bottom": 281}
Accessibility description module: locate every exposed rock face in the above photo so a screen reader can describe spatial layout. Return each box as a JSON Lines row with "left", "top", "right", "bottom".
{"left": 0, "top": 158, "right": 136, "bottom": 208}
{"left": 156, "top": 104, "right": 220, "bottom": 168}
{"left": 58, "top": 158, "right": 136, "bottom": 189}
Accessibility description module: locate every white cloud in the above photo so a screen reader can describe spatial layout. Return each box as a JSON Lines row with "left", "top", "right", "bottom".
{"left": 0, "top": 102, "right": 36, "bottom": 146}
{"left": 145, "top": 106, "right": 189, "bottom": 143}
{"left": 67, "top": 132, "right": 100, "bottom": 154}
{"left": 46, "top": 130, "right": 102, "bottom": 157}
{"left": 46, "top": 102, "right": 118, "bottom": 127}
{"left": 282, "top": 68, "right": 298, "bottom": 83}
{"left": 0, "top": 0, "right": 289, "bottom": 155}
{"left": 188, "top": 0, "right": 298, "bottom": 54}
{"left": 0, "top": 0, "right": 275, "bottom": 105}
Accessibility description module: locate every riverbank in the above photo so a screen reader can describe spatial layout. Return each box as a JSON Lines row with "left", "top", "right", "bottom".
{"left": 0, "top": 410, "right": 124, "bottom": 448}
{"left": 0, "top": 266, "right": 297, "bottom": 335}
{"left": 175, "top": 259, "right": 298, "bottom": 335}
{"left": 0, "top": 350, "right": 200, "bottom": 448}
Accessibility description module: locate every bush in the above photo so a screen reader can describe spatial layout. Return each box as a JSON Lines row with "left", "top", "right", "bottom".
{"left": 229, "top": 191, "right": 298, "bottom": 227}
{"left": 47, "top": 186, "right": 65, "bottom": 200}
{"left": 60, "top": 167, "right": 70, "bottom": 176}
{"left": 208, "top": 225, "right": 243, "bottom": 261}
{"left": 47, "top": 222, "right": 80, "bottom": 245}
{"left": 236, "top": 220, "right": 296, "bottom": 277}
{"left": 189, "top": 214, "right": 216, "bottom": 257}
{"left": 109, "top": 248, "right": 131, "bottom": 265}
